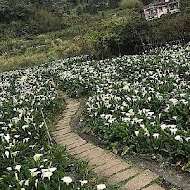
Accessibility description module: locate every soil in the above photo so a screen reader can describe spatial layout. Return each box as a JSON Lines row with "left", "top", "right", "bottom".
{"left": 70, "top": 97, "right": 190, "bottom": 190}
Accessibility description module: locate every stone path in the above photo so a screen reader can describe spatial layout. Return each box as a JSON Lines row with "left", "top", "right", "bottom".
{"left": 52, "top": 92, "right": 165, "bottom": 190}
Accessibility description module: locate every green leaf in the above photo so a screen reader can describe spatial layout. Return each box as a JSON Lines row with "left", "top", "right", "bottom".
{"left": 121, "top": 146, "right": 129, "bottom": 156}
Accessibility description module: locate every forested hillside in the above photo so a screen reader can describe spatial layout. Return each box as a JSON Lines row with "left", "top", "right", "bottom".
{"left": 0, "top": 0, "right": 189, "bottom": 39}
{"left": 0, "top": 0, "right": 189, "bottom": 71}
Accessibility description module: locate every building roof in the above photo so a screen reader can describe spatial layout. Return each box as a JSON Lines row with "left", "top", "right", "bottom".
{"left": 143, "top": 0, "right": 178, "bottom": 10}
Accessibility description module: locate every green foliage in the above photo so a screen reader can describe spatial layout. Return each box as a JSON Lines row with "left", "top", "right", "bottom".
{"left": 0, "top": 0, "right": 120, "bottom": 39}
{"left": 141, "top": 0, "right": 153, "bottom": 5}
{"left": 28, "top": 8, "right": 66, "bottom": 35}
{"left": 0, "top": 8, "right": 137, "bottom": 71}
{"left": 51, "top": 45, "right": 190, "bottom": 166}
{"left": 0, "top": 0, "right": 67, "bottom": 38}
{"left": 0, "top": 0, "right": 190, "bottom": 70}
{"left": 68, "top": 0, "right": 119, "bottom": 14}
{"left": 150, "top": 13, "right": 190, "bottom": 41}
{"left": 0, "top": 65, "right": 111, "bottom": 189}
{"left": 119, "top": 0, "right": 143, "bottom": 9}
{"left": 98, "top": 12, "right": 190, "bottom": 56}
{"left": 0, "top": 0, "right": 32, "bottom": 23}
{"left": 180, "top": 0, "right": 190, "bottom": 13}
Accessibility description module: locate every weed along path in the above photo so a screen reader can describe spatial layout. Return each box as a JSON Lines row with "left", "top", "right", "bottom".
{"left": 51, "top": 90, "right": 165, "bottom": 190}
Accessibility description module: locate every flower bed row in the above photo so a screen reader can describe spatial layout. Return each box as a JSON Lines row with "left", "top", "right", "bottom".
{"left": 50, "top": 45, "right": 189, "bottom": 168}
{"left": 0, "top": 68, "right": 108, "bottom": 189}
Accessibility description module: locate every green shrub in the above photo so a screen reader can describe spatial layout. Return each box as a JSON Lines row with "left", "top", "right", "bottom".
{"left": 119, "top": 0, "right": 143, "bottom": 9}
{"left": 28, "top": 8, "right": 66, "bottom": 35}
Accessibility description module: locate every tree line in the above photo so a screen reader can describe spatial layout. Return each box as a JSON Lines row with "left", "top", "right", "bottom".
{"left": 0, "top": 0, "right": 189, "bottom": 56}
{"left": 96, "top": 13, "right": 190, "bottom": 57}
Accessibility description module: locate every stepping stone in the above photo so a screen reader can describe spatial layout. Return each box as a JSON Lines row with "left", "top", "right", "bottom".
{"left": 76, "top": 147, "right": 105, "bottom": 161}
{"left": 56, "top": 119, "right": 70, "bottom": 124}
{"left": 59, "top": 136, "right": 82, "bottom": 146}
{"left": 54, "top": 124, "right": 70, "bottom": 131}
{"left": 55, "top": 126, "right": 70, "bottom": 132}
{"left": 56, "top": 132, "right": 77, "bottom": 138}
{"left": 67, "top": 139, "right": 87, "bottom": 150}
{"left": 99, "top": 162, "right": 130, "bottom": 177}
{"left": 121, "top": 169, "right": 159, "bottom": 190}
{"left": 52, "top": 128, "right": 71, "bottom": 137}
{"left": 88, "top": 152, "right": 116, "bottom": 167}
{"left": 55, "top": 133, "right": 77, "bottom": 142}
{"left": 64, "top": 112, "right": 77, "bottom": 117}
{"left": 69, "top": 105, "right": 80, "bottom": 110}
{"left": 142, "top": 183, "right": 165, "bottom": 190}
{"left": 56, "top": 120, "right": 70, "bottom": 126}
{"left": 107, "top": 167, "right": 142, "bottom": 185}
{"left": 66, "top": 107, "right": 78, "bottom": 110}
{"left": 70, "top": 143, "right": 96, "bottom": 155}
{"left": 93, "top": 159, "right": 123, "bottom": 174}
{"left": 52, "top": 127, "right": 71, "bottom": 133}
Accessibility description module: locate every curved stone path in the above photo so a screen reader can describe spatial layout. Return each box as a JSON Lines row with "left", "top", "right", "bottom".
{"left": 52, "top": 91, "right": 165, "bottom": 190}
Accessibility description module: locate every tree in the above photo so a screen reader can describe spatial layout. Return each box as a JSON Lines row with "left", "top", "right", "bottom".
{"left": 180, "top": 0, "right": 190, "bottom": 13}
{"left": 108, "top": 0, "right": 119, "bottom": 8}
{"left": 0, "top": 0, "right": 32, "bottom": 23}
{"left": 141, "top": 0, "right": 153, "bottom": 5}
{"left": 119, "top": 0, "right": 143, "bottom": 9}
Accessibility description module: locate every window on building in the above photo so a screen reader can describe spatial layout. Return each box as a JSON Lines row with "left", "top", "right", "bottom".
{"left": 170, "top": 3, "right": 175, "bottom": 10}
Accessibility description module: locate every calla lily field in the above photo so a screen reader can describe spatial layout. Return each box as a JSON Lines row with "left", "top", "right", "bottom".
{"left": 56, "top": 44, "right": 190, "bottom": 167}
{"left": 0, "top": 63, "right": 106, "bottom": 189}
{"left": 0, "top": 44, "right": 189, "bottom": 189}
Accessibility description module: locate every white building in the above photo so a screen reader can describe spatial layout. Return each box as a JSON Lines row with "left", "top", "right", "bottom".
{"left": 143, "top": 0, "right": 180, "bottom": 21}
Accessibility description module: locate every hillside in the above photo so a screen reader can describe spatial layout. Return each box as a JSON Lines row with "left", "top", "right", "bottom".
{"left": 0, "top": 0, "right": 190, "bottom": 73}
{"left": 0, "top": 7, "right": 137, "bottom": 72}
